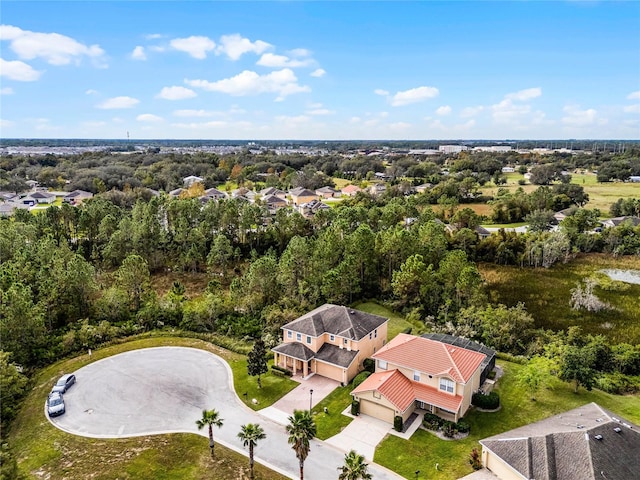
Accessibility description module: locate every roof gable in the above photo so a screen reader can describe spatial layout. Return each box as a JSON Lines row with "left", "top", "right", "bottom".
{"left": 373, "top": 333, "right": 485, "bottom": 383}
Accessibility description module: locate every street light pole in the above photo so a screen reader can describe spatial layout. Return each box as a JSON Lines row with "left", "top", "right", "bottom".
{"left": 309, "top": 389, "right": 314, "bottom": 412}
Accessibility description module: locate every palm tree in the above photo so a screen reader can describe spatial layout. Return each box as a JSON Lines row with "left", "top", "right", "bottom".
{"left": 196, "top": 409, "right": 224, "bottom": 458}
{"left": 286, "top": 409, "right": 317, "bottom": 480}
{"left": 238, "top": 423, "right": 266, "bottom": 480}
{"left": 338, "top": 450, "right": 372, "bottom": 480}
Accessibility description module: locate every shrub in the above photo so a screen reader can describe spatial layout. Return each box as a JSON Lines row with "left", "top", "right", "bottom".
{"left": 442, "top": 421, "right": 457, "bottom": 438}
{"left": 469, "top": 447, "right": 482, "bottom": 470}
{"left": 422, "top": 412, "right": 444, "bottom": 430}
{"left": 352, "top": 371, "right": 371, "bottom": 389}
{"left": 351, "top": 400, "right": 360, "bottom": 416}
{"left": 595, "top": 372, "right": 640, "bottom": 394}
{"left": 472, "top": 391, "right": 500, "bottom": 410}
{"left": 456, "top": 420, "right": 470, "bottom": 434}
{"left": 401, "top": 327, "right": 413, "bottom": 335}
{"left": 394, "top": 415, "right": 403, "bottom": 432}
{"left": 271, "top": 365, "right": 292, "bottom": 377}
{"left": 363, "top": 358, "right": 375, "bottom": 373}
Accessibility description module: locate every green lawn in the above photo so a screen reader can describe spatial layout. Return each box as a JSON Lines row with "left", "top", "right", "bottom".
{"left": 7, "top": 336, "right": 292, "bottom": 480}
{"left": 312, "top": 385, "right": 354, "bottom": 439}
{"left": 480, "top": 254, "right": 640, "bottom": 344}
{"left": 374, "top": 360, "right": 640, "bottom": 480}
{"left": 353, "top": 301, "right": 427, "bottom": 339}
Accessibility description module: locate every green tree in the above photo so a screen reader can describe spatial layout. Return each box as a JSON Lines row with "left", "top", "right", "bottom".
{"left": 115, "top": 254, "right": 151, "bottom": 311}
{"left": 238, "top": 423, "right": 266, "bottom": 480}
{"left": 196, "top": 409, "right": 224, "bottom": 458}
{"left": 337, "top": 450, "right": 372, "bottom": 480}
{"left": 524, "top": 209, "right": 555, "bottom": 232}
{"left": 286, "top": 409, "right": 317, "bottom": 480}
{"left": 247, "top": 338, "right": 269, "bottom": 388}
{"left": 0, "top": 351, "right": 29, "bottom": 426}
{"left": 559, "top": 345, "right": 597, "bottom": 393}
{"left": 517, "top": 355, "right": 553, "bottom": 400}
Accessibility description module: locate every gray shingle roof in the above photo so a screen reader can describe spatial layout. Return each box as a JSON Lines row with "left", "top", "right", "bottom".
{"left": 272, "top": 342, "right": 315, "bottom": 361}
{"left": 282, "top": 304, "right": 388, "bottom": 340}
{"left": 315, "top": 343, "right": 358, "bottom": 368}
{"left": 480, "top": 403, "right": 640, "bottom": 480}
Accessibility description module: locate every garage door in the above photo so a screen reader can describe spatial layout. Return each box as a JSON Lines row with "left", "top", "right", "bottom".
{"left": 315, "top": 362, "right": 343, "bottom": 383}
{"left": 360, "top": 399, "right": 395, "bottom": 423}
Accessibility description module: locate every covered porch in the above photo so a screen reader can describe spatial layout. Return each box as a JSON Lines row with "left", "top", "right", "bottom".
{"left": 272, "top": 342, "right": 315, "bottom": 377}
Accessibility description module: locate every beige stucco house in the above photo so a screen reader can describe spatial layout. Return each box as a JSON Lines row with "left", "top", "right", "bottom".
{"left": 289, "top": 187, "right": 319, "bottom": 206}
{"left": 480, "top": 402, "right": 640, "bottom": 480}
{"left": 272, "top": 304, "right": 388, "bottom": 385}
{"left": 351, "top": 333, "right": 486, "bottom": 424}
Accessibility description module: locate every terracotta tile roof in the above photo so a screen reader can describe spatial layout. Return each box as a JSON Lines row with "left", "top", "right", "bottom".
{"left": 352, "top": 369, "right": 463, "bottom": 413}
{"left": 341, "top": 185, "right": 362, "bottom": 194}
{"left": 373, "top": 333, "right": 485, "bottom": 383}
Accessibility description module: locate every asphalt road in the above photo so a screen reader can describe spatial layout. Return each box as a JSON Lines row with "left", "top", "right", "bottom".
{"left": 50, "top": 347, "right": 400, "bottom": 480}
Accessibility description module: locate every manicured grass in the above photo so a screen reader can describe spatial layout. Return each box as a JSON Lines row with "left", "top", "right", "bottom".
{"left": 374, "top": 360, "right": 640, "bottom": 480}
{"left": 352, "top": 301, "right": 427, "bottom": 339}
{"left": 7, "top": 336, "right": 291, "bottom": 480}
{"left": 312, "top": 385, "right": 354, "bottom": 440}
{"left": 229, "top": 357, "right": 299, "bottom": 411}
{"left": 480, "top": 254, "right": 640, "bottom": 343}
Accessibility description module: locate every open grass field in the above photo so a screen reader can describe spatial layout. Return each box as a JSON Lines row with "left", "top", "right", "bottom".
{"left": 375, "top": 359, "right": 640, "bottom": 480}
{"left": 479, "top": 254, "right": 640, "bottom": 344}
{"left": 7, "top": 336, "right": 293, "bottom": 480}
{"left": 353, "top": 301, "right": 427, "bottom": 338}
{"left": 482, "top": 173, "right": 640, "bottom": 214}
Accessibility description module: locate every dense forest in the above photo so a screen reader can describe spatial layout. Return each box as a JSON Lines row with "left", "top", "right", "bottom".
{"left": 1, "top": 147, "right": 640, "bottom": 438}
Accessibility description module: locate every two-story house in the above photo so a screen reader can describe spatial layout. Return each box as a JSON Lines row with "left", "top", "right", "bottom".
{"left": 351, "top": 333, "right": 486, "bottom": 424}
{"left": 289, "top": 187, "right": 319, "bottom": 206}
{"left": 272, "top": 304, "right": 388, "bottom": 385}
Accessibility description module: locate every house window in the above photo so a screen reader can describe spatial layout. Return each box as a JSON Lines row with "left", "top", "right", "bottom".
{"left": 439, "top": 378, "right": 454, "bottom": 393}
{"left": 306, "top": 336, "right": 311, "bottom": 344}
{"left": 373, "top": 391, "right": 381, "bottom": 399}
{"left": 344, "top": 338, "right": 348, "bottom": 345}
{"left": 287, "top": 331, "right": 292, "bottom": 339}
{"left": 296, "top": 333, "right": 301, "bottom": 341}
{"left": 330, "top": 334, "right": 335, "bottom": 341}
{"left": 369, "top": 333, "right": 372, "bottom": 340}
{"left": 374, "top": 329, "right": 378, "bottom": 338}
{"left": 378, "top": 360, "right": 387, "bottom": 370}
{"left": 413, "top": 370, "right": 420, "bottom": 381}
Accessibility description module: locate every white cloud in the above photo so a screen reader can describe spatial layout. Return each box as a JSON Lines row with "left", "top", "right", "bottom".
{"left": 256, "top": 53, "right": 312, "bottom": 68}
{"left": 170, "top": 35, "right": 216, "bottom": 59}
{"left": 505, "top": 87, "right": 542, "bottom": 101}
{"left": 310, "top": 68, "right": 326, "bottom": 78}
{"left": 137, "top": 113, "right": 163, "bottom": 122}
{"left": 289, "top": 48, "right": 311, "bottom": 57}
{"left": 390, "top": 86, "right": 439, "bottom": 106}
{"left": 0, "top": 24, "right": 105, "bottom": 66}
{"left": 561, "top": 105, "right": 598, "bottom": 126}
{"left": 492, "top": 99, "right": 531, "bottom": 122}
{"left": 0, "top": 58, "right": 42, "bottom": 81}
{"left": 623, "top": 104, "right": 640, "bottom": 114}
{"left": 216, "top": 34, "right": 271, "bottom": 60}
{"left": 460, "top": 106, "right": 484, "bottom": 118}
{"left": 156, "top": 86, "right": 196, "bottom": 100}
{"left": 96, "top": 96, "right": 140, "bottom": 109}
{"left": 374, "top": 89, "right": 389, "bottom": 96}
{"left": 173, "top": 109, "right": 218, "bottom": 117}
{"left": 131, "top": 46, "right": 146, "bottom": 60}
{"left": 0, "top": 119, "right": 14, "bottom": 128}
{"left": 307, "top": 108, "right": 334, "bottom": 115}
{"left": 145, "top": 33, "right": 163, "bottom": 40}
{"left": 627, "top": 91, "right": 640, "bottom": 100}
{"left": 436, "top": 105, "right": 451, "bottom": 116}
{"left": 85, "top": 89, "right": 98, "bottom": 95}
{"left": 186, "top": 68, "right": 309, "bottom": 98}
{"left": 1, "top": 87, "right": 14, "bottom": 95}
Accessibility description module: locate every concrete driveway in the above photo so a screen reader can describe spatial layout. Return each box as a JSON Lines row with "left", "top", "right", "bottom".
{"left": 49, "top": 347, "right": 400, "bottom": 480}
{"left": 325, "top": 412, "right": 392, "bottom": 461}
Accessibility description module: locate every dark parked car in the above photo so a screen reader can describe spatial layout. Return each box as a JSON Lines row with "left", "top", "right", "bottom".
{"left": 47, "top": 392, "right": 65, "bottom": 416}
{"left": 51, "top": 373, "right": 76, "bottom": 393}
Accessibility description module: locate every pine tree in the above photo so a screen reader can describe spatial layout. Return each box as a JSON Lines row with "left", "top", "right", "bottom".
{"left": 247, "top": 338, "right": 268, "bottom": 388}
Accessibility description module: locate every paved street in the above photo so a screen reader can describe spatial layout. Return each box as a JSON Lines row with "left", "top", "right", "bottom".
{"left": 50, "top": 347, "right": 400, "bottom": 480}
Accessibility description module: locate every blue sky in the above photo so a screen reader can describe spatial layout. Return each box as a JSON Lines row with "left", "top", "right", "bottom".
{"left": 1, "top": 1, "right": 639, "bottom": 140}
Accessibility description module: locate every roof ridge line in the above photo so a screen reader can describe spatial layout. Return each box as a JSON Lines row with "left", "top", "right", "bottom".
{"left": 442, "top": 342, "right": 463, "bottom": 382}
